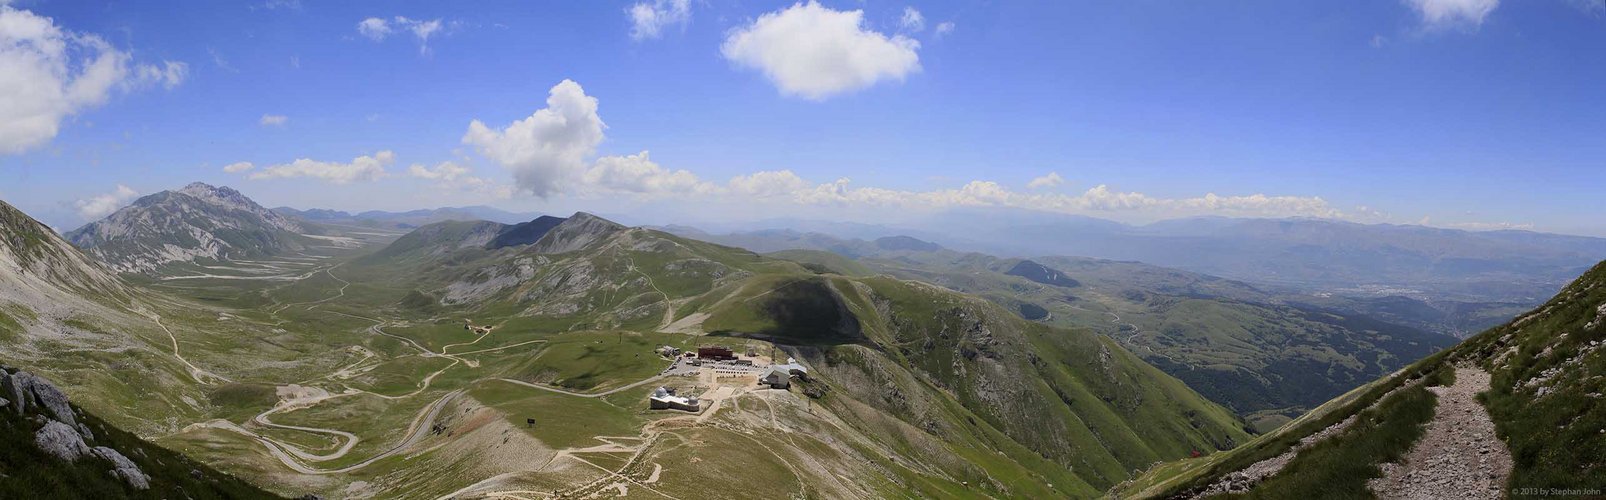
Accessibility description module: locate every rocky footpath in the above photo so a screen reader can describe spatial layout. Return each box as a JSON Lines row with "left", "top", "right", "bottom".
{"left": 1369, "top": 367, "right": 1511, "bottom": 499}
{"left": 2, "top": 366, "right": 150, "bottom": 490}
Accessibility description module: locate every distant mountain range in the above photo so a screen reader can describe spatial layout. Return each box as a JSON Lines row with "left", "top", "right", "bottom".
{"left": 918, "top": 210, "right": 1606, "bottom": 302}
{"left": 273, "top": 205, "right": 542, "bottom": 229}
{"left": 693, "top": 210, "right": 1606, "bottom": 305}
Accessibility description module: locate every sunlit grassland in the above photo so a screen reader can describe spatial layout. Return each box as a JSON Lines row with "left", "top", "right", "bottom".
{"left": 468, "top": 379, "right": 658, "bottom": 450}
{"left": 502, "top": 330, "right": 689, "bottom": 391}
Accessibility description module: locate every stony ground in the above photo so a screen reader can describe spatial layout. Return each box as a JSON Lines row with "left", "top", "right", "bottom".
{"left": 1370, "top": 367, "right": 1512, "bottom": 499}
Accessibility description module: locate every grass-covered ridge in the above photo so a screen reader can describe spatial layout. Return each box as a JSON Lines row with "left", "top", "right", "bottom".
{"left": 1457, "top": 260, "right": 1606, "bottom": 493}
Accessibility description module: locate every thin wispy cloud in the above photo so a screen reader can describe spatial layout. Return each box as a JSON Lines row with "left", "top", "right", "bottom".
{"left": 628, "top": 0, "right": 690, "bottom": 41}
{"left": 1405, "top": 0, "right": 1500, "bottom": 30}
{"left": 357, "top": 16, "right": 453, "bottom": 55}
{"left": 900, "top": 7, "right": 926, "bottom": 32}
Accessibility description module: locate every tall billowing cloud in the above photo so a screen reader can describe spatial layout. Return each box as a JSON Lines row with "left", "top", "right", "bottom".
{"left": 74, "top": 185, "right": 139, "bottom": 220}
{"left": 721, "top": 1, "right": 921, "bottom": 100}
{"left": 462, "top": 80, "right": 605, "bottom": 197}
{"left": 248, "top": 151, "right": 394, "bottom": 184}
{"left": 0, "top": 5, "right": 187, "bottom": 154}
{"left": 1405, "top": 0, "right": 1499, "bottom": 29}
{"left": 628, "top": 0, "right": 691, "bottom": 41}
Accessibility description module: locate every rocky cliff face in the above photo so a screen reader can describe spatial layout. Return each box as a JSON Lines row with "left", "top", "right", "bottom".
{"left": 64, "top": 182, "right": 311, "bottom": 274}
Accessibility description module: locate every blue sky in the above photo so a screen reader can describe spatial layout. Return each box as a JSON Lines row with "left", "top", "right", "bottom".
{"left": 1, "top": 0, "right": 1603, "bottom": 235}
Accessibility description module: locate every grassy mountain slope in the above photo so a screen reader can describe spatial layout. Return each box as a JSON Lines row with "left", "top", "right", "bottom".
{"left": 1119, "top": 259, "right": 1606, "bottom": 498}
{"left": 700, "top": 272, "right": 1252, "bottom": 491}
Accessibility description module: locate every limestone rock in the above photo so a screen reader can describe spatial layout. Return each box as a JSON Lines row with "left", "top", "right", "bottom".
{"left": 35, "top": 420, "right": 91, "bottom": 461}
{"left": 92, "top": 446, "right": 151, "bottom": 490}
{"left": 3, "top": 371, "right": 25, "bottom": 414}
{"left": 3, "top": 370, "right": 77, "bottom": 427}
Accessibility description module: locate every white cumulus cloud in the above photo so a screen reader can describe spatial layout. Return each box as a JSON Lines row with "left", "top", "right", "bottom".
{"left": 249, "top": 151, "right": 395, "bottom": 184}
{"left": 728, "top": 170, "right": 812, "bottom": 198}
{"left": 222, "top": 161, "right": 255, "bottom": 173}
{"left": 259, "top": 114, "right": 287, "bottom": 126}
{"left": 1027, "top": 172, "right": 1065, "bottom": 190}
{"left": 0, "top": 5, "right": 187, "bottom": 154}
{"left": 629, "top": 0, "right": 691, "bottom": 41}
{"left": 74, "top": 185, "right": 139, "bottom": 220}
{"left": 721, "top": 1, "right": 922, "bottom": 100}
{"left": 1405, "top": 0, "right": 1500, "bottom": 30}
{"left": 583, "top": 151, "right": 710, "bottom": 195}
{"left": 934, "top": 21, "right": 955, "bottom": 37}
{"left": 462, "top": 79, "right": 605, "bottom": 197}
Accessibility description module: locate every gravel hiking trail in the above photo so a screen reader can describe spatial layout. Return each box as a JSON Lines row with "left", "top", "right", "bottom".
{"left": 1370, "top": 367, "right": 1511, "bottom": 499}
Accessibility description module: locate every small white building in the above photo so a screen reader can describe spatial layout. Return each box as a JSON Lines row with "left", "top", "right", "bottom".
{"left": 762, "top": 367, "right": 792, "bottom": 389}
{"left": 771, "top": 358, "right": 809, "bottom": 377}
{"left": 648, "top": 387, "right": 699, "bottom": 412}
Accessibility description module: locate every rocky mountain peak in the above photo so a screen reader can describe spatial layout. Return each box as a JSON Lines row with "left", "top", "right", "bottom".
{"left": 528, "top": 212, "right": 627, "bottom": 254}
{"left": 63, "top": 182, "right": 310, "bottom": 274}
